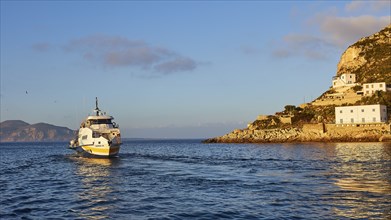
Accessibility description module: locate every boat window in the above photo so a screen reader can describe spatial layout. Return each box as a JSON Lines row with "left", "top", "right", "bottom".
{"left": 92, "top": 132, "right": 100, "bottom": 138}
{"left": 89, "top": 119, "right": 113, "bottom": 125}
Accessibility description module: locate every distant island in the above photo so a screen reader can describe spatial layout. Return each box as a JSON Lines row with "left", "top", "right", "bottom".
{"left": 204, "top": 25, "right": 391, "bottom": 144}
{"left": 0, "top": 120, "right": 75, "bottom": 142}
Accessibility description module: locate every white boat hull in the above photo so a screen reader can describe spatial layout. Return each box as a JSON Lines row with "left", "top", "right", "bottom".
{"left": 69, "top": 98, "right": 122, "bottom": 157}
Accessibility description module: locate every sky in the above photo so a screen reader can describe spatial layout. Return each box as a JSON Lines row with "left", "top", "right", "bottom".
{"left": 1, "top": 0, "right": 390, "bottom": 138}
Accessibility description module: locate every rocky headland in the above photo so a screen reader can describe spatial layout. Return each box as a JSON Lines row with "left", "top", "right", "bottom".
{"left": 203, "top": 123, "right": 391, "bottom": 143}
{"left": 204, "top": 25, "right": 391, "bottom": 144}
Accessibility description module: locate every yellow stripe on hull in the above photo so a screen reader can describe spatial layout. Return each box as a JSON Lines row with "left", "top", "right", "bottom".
{"left": 81, "top": 145, "right": 120, "bottom": 157}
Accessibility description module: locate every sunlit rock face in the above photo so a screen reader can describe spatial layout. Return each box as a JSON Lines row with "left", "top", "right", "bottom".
{"left": 337, "top": 47, "right": 366, "bottom": 76}
{"left": 337, "top": 24, "right": 391, "bottom": 84}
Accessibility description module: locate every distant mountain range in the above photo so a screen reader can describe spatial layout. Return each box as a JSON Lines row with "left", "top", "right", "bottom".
{"left": 0, "top": 120, "right": 75, "bottom": 142}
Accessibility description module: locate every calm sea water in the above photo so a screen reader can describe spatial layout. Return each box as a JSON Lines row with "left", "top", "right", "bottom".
{"left": 0, "top": 140, "right": 390, "bottom": 219}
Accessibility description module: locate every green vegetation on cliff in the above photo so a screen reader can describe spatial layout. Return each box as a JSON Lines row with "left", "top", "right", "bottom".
{"left": 339, "top": 25, "right": 391, "bottom": 84}
{"left": 205, "top": 25, "right": 391, "bottom": 143}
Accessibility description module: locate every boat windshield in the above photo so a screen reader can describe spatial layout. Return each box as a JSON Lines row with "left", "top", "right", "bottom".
{"left": 89, "top": 119, "right": 112, "bottom": 125}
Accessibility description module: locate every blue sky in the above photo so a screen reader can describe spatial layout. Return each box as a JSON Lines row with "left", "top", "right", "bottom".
{"left": 1, "top": 1, "right": 390, "bottom": 138}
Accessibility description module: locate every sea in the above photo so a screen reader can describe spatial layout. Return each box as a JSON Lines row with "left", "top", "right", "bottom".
{"left": 0, "top": 140, "right": 390, "bottom": 219}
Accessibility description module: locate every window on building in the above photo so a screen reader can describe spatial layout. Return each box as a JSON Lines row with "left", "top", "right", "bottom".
{"left": 373, "top": 117, "right": 376, "bottom": 122}
{"left": 366, "top": 91, "right": 369, "bottom": 94}
{"left": 373, "top": 109, "right": 375, "bottom": 112}
{"left": 340, "top": 119, "right": 343, "bottom": 124}
{"left": 371, "top": 84, "right": 374, "bottom": 88}
{"left": 361, "top": 109, "right": 364, "bottom": 112}
{"left": 366, "top": 85, "right": 369, "bottom": 88}
{"left": 350, "top": 75, "right": 352, "bottom": 78}
{"left": 362, "top": 118, "right": 365, "bottom": 123}
{"left": 350, "top": 110, "right": 353, "bottom": 113}
{"left": 340, "top": 110, "right": 343, "bottom": 113}
{"left": 351, "top": 118, "right": 354, "bottom": 123}
{"left": 380, "top": 84, "right": 383, "bottom": 88}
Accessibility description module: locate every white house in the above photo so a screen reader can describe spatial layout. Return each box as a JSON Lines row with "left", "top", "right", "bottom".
{"left": 362, "top": 82, "right": 388, "bottom": 96}
{"left": 335, "top": 104, "right": 388, "bottom": 124}
{"left": 332, "top": 73, "right": 356, "bottom": 88}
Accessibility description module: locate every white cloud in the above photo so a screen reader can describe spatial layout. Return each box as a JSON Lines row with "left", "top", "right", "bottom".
{"left": 240, "top": 45, "right": 262, "bottom": 55}
{"left": 64, "top": 34, "right": 199, "bottom": 74}
{"left": 345, "top": 1, "right": 365, "bottom": 12}
{"left": 316, "top": 1, "right": 390, "bottom": 48}
{"left": 272, "top": 1, "right": 390, "bottom": 60}
{"left": 32, "top": 43, "right": 51, "bottom": 52}
{"left": 154, "top": 57, "right": 197, "bottom": 74}
{"left": 272, "top": 34, "right": 333, "bottom": 60}
{"left": 319, "top": 15, "right": 390, "bottom": 47}
{"left": 346, "top": 1, "right": 391, "bottom": 13}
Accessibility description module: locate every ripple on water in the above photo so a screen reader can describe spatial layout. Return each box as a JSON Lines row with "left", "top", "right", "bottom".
{"left": 0, "top": 141, "right": 390, "bottom": 219}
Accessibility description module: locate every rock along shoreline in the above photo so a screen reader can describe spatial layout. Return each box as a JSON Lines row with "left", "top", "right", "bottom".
{"left": 203, "top": 123, "right": 391, "bottom": 144}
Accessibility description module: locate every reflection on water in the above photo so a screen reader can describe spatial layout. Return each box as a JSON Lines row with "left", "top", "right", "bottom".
{"left": 75, "top": 157, "right": 116, "bottom": 167}
{"left": 331, "top": 142, "right": 391, "bottom": 219}
{"left": 1, "top": 141, "right": 389, "bottom": 219}
{"left": 69, "top": 156, "right": 120, "bottom": 219}
{"left": 333, "top": 143, "right": 391, "bottom": 194}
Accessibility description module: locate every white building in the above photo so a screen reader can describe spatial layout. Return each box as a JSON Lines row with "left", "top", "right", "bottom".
{"left": 362, "top": 82, "right": 388, "bottom": 96}
{"left": 332, "top": 73, "right": 356, "bottom": 88}
{"left": 335, "top": 104, "right": 388, "bottom": 124}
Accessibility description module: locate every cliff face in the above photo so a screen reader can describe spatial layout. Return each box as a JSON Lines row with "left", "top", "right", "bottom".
{"left": 204, "top": 25, "right": 391, "bottom": 144}
{"left": 336, "top": 24, "right": 391, "bottom": 83}
{"left": 0, "top": 120, "right": 75, "bottom": 142}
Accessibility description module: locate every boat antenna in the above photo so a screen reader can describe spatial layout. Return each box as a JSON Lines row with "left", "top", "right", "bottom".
{"left": 95, "top": 97, "right": 100, "bottom": 116}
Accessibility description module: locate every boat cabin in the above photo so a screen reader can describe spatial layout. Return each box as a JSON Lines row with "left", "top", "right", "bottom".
{"left": 81, "top": 115, "right": 118, "bottom": 130}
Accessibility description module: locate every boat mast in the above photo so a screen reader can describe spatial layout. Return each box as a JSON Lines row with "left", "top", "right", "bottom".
{"left": 95, "top": 97, "right": 100, "bottom": 116}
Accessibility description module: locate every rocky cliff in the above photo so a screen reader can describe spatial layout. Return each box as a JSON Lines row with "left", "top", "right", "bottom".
{"left": 204, "top": 25, "right": 391, "bottom": 144}
{"left": 337, "top": 24, "right": 391, "bottom": 84}
{"left": 0, "top": 120, "right": 75, "bottom": 142}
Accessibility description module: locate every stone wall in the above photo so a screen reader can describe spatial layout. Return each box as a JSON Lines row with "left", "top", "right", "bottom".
{"left": 302, "top": 122, "right": 389, "bottom": 134}
{"left": 257, "top": 115, "right": 269, "bottom": 120}
{"left": 325, "top": 123, "right": 390, "bottom": 133}
{"left": 278, "top": 115, "right": 293, "bottom": 124}
{"left": 302, "top": 123, "right": 325, "bottom": 133}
